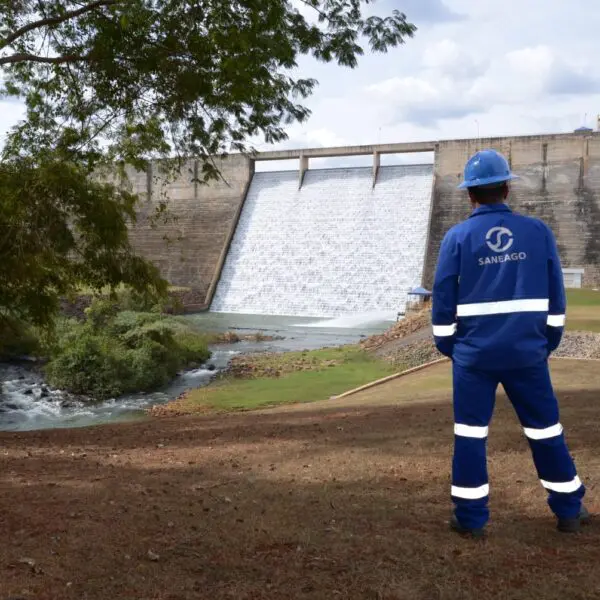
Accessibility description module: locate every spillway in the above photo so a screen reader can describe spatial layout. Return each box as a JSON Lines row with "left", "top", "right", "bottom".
{"left": 211, "top": 165, "right": 434, "bottom": 318}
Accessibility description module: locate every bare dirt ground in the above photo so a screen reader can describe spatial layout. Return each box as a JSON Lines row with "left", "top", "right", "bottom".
{"left": 1, "top": 360, "right": 599, "bottom": 600}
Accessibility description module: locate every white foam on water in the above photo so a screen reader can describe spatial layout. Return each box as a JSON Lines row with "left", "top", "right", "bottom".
{"left": 211, "top": 165, "right": 433, "bottom": 318}
{"left": 297, "top": 310, "right": 398, "bottom": 329}
{"left": 181, "top": 367, "right": 217, "bottom": 379}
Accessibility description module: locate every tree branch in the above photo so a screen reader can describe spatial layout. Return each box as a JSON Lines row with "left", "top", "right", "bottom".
{"left": 0, "top": 53, "right": 89, "bottom": 65}
{"left": 0, "top": 0, "right": 121, "bottom": 49}
{"left": 298, "top": 0, "right": 329, "bottom": 22}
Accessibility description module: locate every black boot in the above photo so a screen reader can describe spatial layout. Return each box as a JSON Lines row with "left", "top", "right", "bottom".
{"left": 557, "top": 505, "right": 590, "bottom": 533}
{"left": 450, "top": 514, "right": 486, "bottom": 539}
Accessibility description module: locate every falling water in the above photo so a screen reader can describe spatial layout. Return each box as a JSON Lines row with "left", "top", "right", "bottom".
{"left": 211, "top": 165, "right": 434, "bottom": 317}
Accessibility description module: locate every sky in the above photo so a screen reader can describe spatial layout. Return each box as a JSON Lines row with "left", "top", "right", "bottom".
{"left": 256, "top": 0, "right": 600, "bottom": 166}
{"left": 1, "top": 0, "right": 599, "bottom": 167}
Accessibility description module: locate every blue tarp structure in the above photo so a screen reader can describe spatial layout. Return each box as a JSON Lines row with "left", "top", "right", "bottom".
{"left": 409, "top": 286, "right": 432, "bottom": 297}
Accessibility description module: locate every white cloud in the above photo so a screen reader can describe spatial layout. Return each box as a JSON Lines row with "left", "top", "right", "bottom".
{"left": 368, "top": 76, "right": 439, "bottom": 100}
{"left": 465, "top": 46, "right": 554, "bottom": 105}
{"left": 367, "top": 74, "right": 477, "bottom": 126}
{"left": 422, "top": 39, "right": 462, "bottom": 71}
{"left": 466, "top": 45, "right": 600, "bottom": 106}
{"left": 421, "top": 39, "right": 486, "bottom": 80}
{"left": 506, "top": 46, "right": 554, "bottom": 75}
{"left": 379, "top": 0, "right": 463, "bottom": 23}
{"left": 357, "top": 40, "right": 600, "bottom": 132}
{"left": 304, "top": 128, "right": 347, "bottom": 148}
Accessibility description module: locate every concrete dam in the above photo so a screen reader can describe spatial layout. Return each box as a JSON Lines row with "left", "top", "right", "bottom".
{"left": 126, "top": 131, "right": 600, "bottom": 317}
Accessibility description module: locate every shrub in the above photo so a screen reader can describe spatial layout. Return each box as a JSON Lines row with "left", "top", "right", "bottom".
{"left": 109, "top": 311, "right": 164, "bottom": 337}
{"left": 45, "top": 334, "right": 132, "bottom": 399}
{"left": 115, "top": 287, "right": 167, "bottom": 313}
{"left": 84, "top": 298, "right": 120, "bottom": 331}
{"left": 121, "top": 319, "right": 178, "bottom": 348}
{"left": 173, "top": 330, "right": 212, "bottom": 364}
{"left": 45, "top": 298, "right": 212, "bottom": 400}
{"left": 127, "top": 339, "right": 174, "bottom": 391}
{"left": 0, "top": 316, "right": 41, "bottom": 359}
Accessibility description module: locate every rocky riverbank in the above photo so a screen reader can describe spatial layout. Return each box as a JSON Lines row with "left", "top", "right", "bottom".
{"left": 0, "top": 362, "right": 88, "bottom": 419}
{"left": 359, "top": 308, "right": 430, "bottom": 353}
{"left": 223, "top": 351, "right": 343, "bottom": 379}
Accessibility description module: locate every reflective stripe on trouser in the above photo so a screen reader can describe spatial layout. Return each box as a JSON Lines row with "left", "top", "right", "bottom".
{"left": 452, "top": 364, "right": 496, "bottom": 530}
{"left": 452, "top": 360, "right": 585, "bottom": 530}
{"left": 502, "top": 362, "right": 585, "bottom": 519}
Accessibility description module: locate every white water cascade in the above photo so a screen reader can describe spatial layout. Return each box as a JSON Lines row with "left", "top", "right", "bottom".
{"left": 211, "top": 165, "right": 434, "bottom": 318}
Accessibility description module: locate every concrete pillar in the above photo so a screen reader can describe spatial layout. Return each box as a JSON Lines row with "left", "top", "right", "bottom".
{"left": 542, "top": 143, "right": 548, "bottom": 190}
{"left": 433, "top": 143, "right": 440, "bottom": 177}
{"left": 299, "top": 154, "right": 309, "bottom": 189}
{"left": 577, "top": 138, "right": 590, "bottom": 190}
{"left": 372, "top": 151, "right": 380, "bottom": 188}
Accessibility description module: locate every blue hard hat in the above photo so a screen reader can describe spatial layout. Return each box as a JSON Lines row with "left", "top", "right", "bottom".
{"left": 458, "top": 149, "right": 519, "bottom": 189}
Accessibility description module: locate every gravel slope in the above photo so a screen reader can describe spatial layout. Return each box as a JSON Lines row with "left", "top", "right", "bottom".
{"left": 361, "top": 311, "right": 600, "bottom": 367}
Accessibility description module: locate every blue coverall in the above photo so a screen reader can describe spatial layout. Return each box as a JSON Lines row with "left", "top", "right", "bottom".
{"left": 432, "top": 203, "right": 585, "bottom": 530}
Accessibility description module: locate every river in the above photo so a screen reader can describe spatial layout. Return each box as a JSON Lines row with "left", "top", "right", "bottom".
{"left": 0, "top": 311, "right": 395, "bottom": 432}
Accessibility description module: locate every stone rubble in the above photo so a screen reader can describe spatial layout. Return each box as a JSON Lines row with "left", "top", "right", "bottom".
{"left": 359, "top": 308, "right": 431, "bottom": 353}
{"left": 361, "top": 310, "right": 600, "bottom": 366}
{"left": 553, "top": 331, "right": 600, "bottom": 360}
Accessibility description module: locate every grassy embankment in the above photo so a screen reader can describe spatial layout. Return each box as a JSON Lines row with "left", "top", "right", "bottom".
{"left": 161, "top": 345, "right": 398, "bottom": 414}
{"left": 166, "top": 288, "right": 600, "bottom": 415}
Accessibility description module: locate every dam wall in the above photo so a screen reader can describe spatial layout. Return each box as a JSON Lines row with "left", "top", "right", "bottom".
{"left": 125, "top": 154, "right": 254, "bottom": 309}
{"left": 123, "top": 131, "right": 600, "bottom": 313}
{"left": 422, "top": 133, "right": 600, "bottom": 288}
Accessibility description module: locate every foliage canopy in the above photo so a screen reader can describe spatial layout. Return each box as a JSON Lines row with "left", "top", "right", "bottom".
{"left": 0, "top": 1, "right": 415, "bottom": 326}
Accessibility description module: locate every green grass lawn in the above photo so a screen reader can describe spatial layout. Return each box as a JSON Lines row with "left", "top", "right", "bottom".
{"left": 566, "top": 288, "right": 600, "bottom": 332}
{"left": 566, "top": 288, "right": 600, "bottom": 306}
{"left": 174, "top": 347, "right": 398, "bottom": 413}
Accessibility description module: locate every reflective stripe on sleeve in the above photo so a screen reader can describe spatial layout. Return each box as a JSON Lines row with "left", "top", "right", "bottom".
{"left": 523, "top": 423, "right": 563, "bottom": 440}
{"left": 547, "top": 314, "right": 566, "bottom": 327}
{"left": 454, "top": 424, "right": 489, "bottom": 438}
{"left": 456, "top": 298, "right": 549, "bottom": 317}
{"left": 540, "top": 476, "right": 582, "bottom": 494}
{"left": 433, "top": 323, "right": 457, "bottom": 337}
{"left": 451, "top": 484, "right": 490, "bottom": 499}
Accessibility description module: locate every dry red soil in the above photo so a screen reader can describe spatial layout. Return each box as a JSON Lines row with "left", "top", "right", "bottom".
{"left": 1, "top": 365, "right": 599, "bottom": 599}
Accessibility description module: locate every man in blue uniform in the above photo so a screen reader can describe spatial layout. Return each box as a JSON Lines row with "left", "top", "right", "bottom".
{"left": 432, "top": 149, "right": 588, "bottom": 537}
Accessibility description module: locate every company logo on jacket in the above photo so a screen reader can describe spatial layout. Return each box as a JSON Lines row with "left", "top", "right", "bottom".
{"left": 486, "top": 227, "right": 513, "bottom": 252}
{"left": 479, "top": 226, "right": 527, "bottom": 266}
